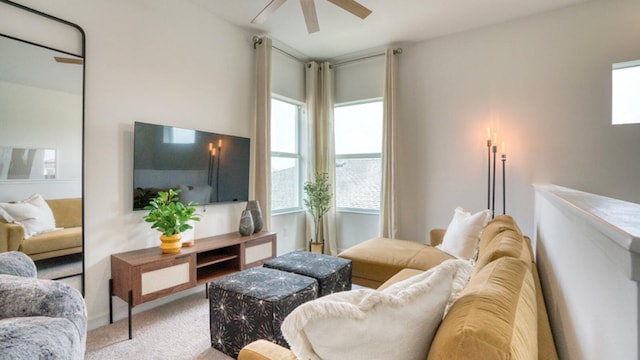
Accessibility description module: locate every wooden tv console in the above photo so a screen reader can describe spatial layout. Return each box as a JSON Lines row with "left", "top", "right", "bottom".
{"left": 109, "top": 231, "right": 276, "bottom": 339}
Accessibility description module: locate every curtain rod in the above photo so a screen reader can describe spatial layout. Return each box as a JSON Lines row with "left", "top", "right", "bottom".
{"left": 333, "top": 48, "right": 402, "bottom": 67}
{"left": 253, "top": 36, "right": 402, "bottom": 66}
{"left": 253, "top": 36, "right": 304, "bottom": 63}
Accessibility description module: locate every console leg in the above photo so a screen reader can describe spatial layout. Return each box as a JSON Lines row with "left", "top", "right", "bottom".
{"left": 128, "top": 290, "right": 133, "bottom": 340}
{"left": 205, "top": 282, "right": 209, "bottom": 299}
{"left": 108, "top": 279, "right": 113, "bottom": 324}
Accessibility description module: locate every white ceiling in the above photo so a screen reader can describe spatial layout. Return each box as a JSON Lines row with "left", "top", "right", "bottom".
{"left": 190, "top": 0, "right": 594, "bottom": 60}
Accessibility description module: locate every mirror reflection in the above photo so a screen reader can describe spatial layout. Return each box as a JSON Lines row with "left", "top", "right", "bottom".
{"left": 0, "top": 147, "right": 56, "bottom": 179}
{"left": 0, "top": 34, "right": 83, "bottom": 293}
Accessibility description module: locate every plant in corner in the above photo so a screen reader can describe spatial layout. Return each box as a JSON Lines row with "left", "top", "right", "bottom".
{"left": 144, "top": 189, "right": 200, "bottom": 254}
{"left": 304, "top": 172, "right": 331, "bottom": 254}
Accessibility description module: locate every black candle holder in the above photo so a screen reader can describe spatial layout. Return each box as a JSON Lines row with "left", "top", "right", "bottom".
{"left": 491, "top": 145, "right": 497, "bottom": 219}
{"left": 487, "top": 139, "right": 491, "bottom": 210}
{"left": 502, "top": 153, "right": 506, "bottom": 215}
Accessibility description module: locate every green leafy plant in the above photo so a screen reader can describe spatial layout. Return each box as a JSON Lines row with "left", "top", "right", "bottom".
{"left": 304, "top": 172, "right": 332, "bottom": 244}
{"left": 144, "top": 189, "right": 200, "bottom": 236}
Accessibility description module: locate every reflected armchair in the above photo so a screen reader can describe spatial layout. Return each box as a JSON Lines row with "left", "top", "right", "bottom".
{"left": 0, "top": 251, "right": 87, "bottom": 359}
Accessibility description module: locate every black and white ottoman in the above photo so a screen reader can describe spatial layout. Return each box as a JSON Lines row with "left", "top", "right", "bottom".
{"left": 263, "top": 251, "right": 352, "bottom": 297}
{"left": 208, "top": 267, "right": 317, "bottom": 358}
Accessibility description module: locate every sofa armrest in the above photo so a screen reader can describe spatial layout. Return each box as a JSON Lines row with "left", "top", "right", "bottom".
{"left": 238, "top": 340, "right": 297, "bottom": 360}
{"left": 0, "top": 275, "right": 87, "bottom": 347}
{"left": 0, "top": 251, "right": 36, "bottom": 277}
{"left": 429, "top": 228, "right": 446, "bottom": 246}
{"left": 0, "top": 220, "right": 24, "bottom": 253}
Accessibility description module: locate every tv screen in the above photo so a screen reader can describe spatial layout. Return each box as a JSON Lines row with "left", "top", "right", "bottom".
{"left": 133, "top": 121, "right": 250, "bottom": 210}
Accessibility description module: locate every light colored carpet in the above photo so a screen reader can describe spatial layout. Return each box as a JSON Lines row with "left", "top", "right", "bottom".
{"left": 35, "top": 253, "right": 83, "bottom": 280}
{"left": 86, "top": 292, "right": 233, "bottom": 360}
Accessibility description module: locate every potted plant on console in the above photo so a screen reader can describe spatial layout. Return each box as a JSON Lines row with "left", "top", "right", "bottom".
{"left": 144, "top": 189, "right": 200, "bottom": 254}
{"left": 304, "top": 172, "right": 331, "bottom": 254}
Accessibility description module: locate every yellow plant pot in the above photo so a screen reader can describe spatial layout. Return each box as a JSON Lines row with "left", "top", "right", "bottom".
{"left": 160, "top": 233, "right": 182, "bottom": 254}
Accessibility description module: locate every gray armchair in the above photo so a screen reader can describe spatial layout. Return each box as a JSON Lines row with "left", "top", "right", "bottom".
{"left": 0, "top": 251, "right": 87, "bottom": 359}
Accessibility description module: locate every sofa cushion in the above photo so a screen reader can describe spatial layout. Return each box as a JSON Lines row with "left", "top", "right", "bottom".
{"left": 19, "top": 227, "right": 82, "bottom": 259}
{"left": 474, "top": 229, "right": 532, "bottom": 272}
{"left": 478, "top": 215, "right": 522, "bottom": 252}
{"left": 339, "top": 238, "right": 454, "bottom": 288}
{"left": 282, "top": 259, "right": 474, "bottom": 360}
{"left": 440, "top": 207, "right": 491, "bottom": 260}
{"left": 0, "top": 194, "right": 56, "bottom": 239}
{"left": 46, "top": 198, "right": 82, "bottom": 229}
{"left": 427, "top": 257, "right": 537, "bottom": 360}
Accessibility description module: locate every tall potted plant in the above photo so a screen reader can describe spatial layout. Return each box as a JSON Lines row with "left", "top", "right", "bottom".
{"left": 144, "top": 189, "right": 200, "bottom": 254}
{"left": 304, "top": 172, "right": 331, "bottom": 254}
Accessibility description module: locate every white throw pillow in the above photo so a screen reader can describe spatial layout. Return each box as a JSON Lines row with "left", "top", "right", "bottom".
{"left": 0, "top": 194, "right": 56, "bottom": 239}
{"left": 440, "top": 207, "right": 491, "bottom": 260}
{"left": 281, "top": 259, "right": 474, "bottom": 360}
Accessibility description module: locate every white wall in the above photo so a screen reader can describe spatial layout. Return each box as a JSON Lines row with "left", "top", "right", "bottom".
{"left": 535, "top": 185, "right": 640, "bottom": 359}
{"left": 0, "top": 81, "right": 82, "bottom": 200}
{"left": 8, "top": 0, "right": 256, "bottom": 329}
{"left": 396, "top": 0, "right": 640, "bottom": 242}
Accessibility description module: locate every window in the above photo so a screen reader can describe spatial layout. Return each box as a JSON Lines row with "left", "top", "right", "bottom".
{"left": 271, "top": 97, "right": 303, "bottom": 212}
{"left": 334, "top": 100, "right": 383, "bottom": 212}
{"left": 612, "top": 59, "right": 640, "bottom": 125}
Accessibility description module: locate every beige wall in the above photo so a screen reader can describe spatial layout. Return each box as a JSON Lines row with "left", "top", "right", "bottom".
{"left": 396, "top": 0, "right": 640, "bottom": 241}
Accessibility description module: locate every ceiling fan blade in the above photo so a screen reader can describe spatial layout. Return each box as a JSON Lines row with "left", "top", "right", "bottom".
{"left": 251, "top": 0, "right": 287, "bottom": 25}
{"left": 300, "top": 0, "right": 319, "bottom": 34}
{"left": 54, "top": 56, "right": 83, "bottom": 65}
{"left": 327, "top": 0, "right": 372, "bottom": 19}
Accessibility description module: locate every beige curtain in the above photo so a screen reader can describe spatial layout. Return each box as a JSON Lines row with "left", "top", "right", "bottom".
{"left": 254, "top": 37, "right": 272, "bottom": 231}
{"left": 380, "top": 48, "right": 399, "bottom": 239}
{"left": 305, "top": 61, "right": 338, "bottom": 255}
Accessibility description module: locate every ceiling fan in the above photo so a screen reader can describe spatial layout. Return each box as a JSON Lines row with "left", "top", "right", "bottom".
{"left": 54, "top": 56, "right": 83, "bottom": 65}
{"left": 251, "top": 0, "right": 372, "bottom": 34}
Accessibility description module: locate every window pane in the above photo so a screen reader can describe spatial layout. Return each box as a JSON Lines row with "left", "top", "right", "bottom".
{"left": 334, "top": 101, "right": 383, "bottom": 155}
{"left": 336, "top": 158, "right": 381, "bottom": 210}
{"left": 271, "top": 98, "right": 297, "bottom": 153}
{"left": 612, "top": 61, "right": 640, "bottom": 125}
{"left": 271, "top": 157, "right": 300, "bottom": 211}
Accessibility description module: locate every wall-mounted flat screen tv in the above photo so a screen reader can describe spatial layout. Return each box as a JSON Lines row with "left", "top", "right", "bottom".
{"left": 133, "top": 121, "right": 250, "bottom": 210}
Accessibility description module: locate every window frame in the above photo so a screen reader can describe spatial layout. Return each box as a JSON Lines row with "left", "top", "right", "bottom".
{"left": 270, "top": 95, "right": 305, "bottom": 214}
{"left": 334, "top": 98, "right": 383, "bottom": 214}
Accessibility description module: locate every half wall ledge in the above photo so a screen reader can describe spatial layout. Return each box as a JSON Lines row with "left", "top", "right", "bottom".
{"left": 534, "top": 184, "right": 640, "bottom": 281}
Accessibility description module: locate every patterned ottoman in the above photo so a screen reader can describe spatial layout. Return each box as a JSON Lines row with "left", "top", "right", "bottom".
{"left": 208, "top": 267, "right": 317, "bottom": 358}
{"left": 263, "top": 251, "right": 352, "bottom": 296}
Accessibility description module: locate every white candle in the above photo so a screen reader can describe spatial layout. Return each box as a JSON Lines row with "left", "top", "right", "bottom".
{"left": 502, "top": 141, "right": 505, "bottom": 155}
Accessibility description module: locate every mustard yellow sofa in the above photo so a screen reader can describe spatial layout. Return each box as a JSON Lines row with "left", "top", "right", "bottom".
{"left": 238, "top": 215, "right": 558, "bottom": 360}
{"left": 0, "top": 198, "right": 82, "bottom": 261}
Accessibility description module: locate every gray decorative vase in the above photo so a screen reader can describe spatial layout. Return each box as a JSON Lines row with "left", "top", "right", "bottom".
{"left": 239, "top": 210, "right": 254, "bottom": 236}
{"left": 246, "top": 200, "right": 263, "bottom": 233}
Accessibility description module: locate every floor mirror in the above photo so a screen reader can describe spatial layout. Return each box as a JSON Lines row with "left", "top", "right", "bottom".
{"left": 0, "top": 0, "right": 85, "bottom": 295}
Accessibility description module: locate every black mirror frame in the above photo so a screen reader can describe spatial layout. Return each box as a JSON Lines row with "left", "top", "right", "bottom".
{"left": 0, "top": 0, "right": 86, "bottom": 296}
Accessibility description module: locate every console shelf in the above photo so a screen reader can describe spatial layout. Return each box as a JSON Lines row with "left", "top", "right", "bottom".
{"left": 109, "top": 231, "right": 276, "bottom": 339}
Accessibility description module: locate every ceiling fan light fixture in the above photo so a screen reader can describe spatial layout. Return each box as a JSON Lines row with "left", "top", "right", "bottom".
{"left": 251, "top": 0, "right": 372, "bottom": 34}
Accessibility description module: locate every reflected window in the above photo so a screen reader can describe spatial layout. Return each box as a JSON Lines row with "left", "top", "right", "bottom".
{"left": 612, "top": 59, "right": 640, "bottom": 125}
{"left": 0, "top": 147, "right": 56, "bottom": 180}
{"left": 163, "top": 127, "right": 195, "bottom": 144}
